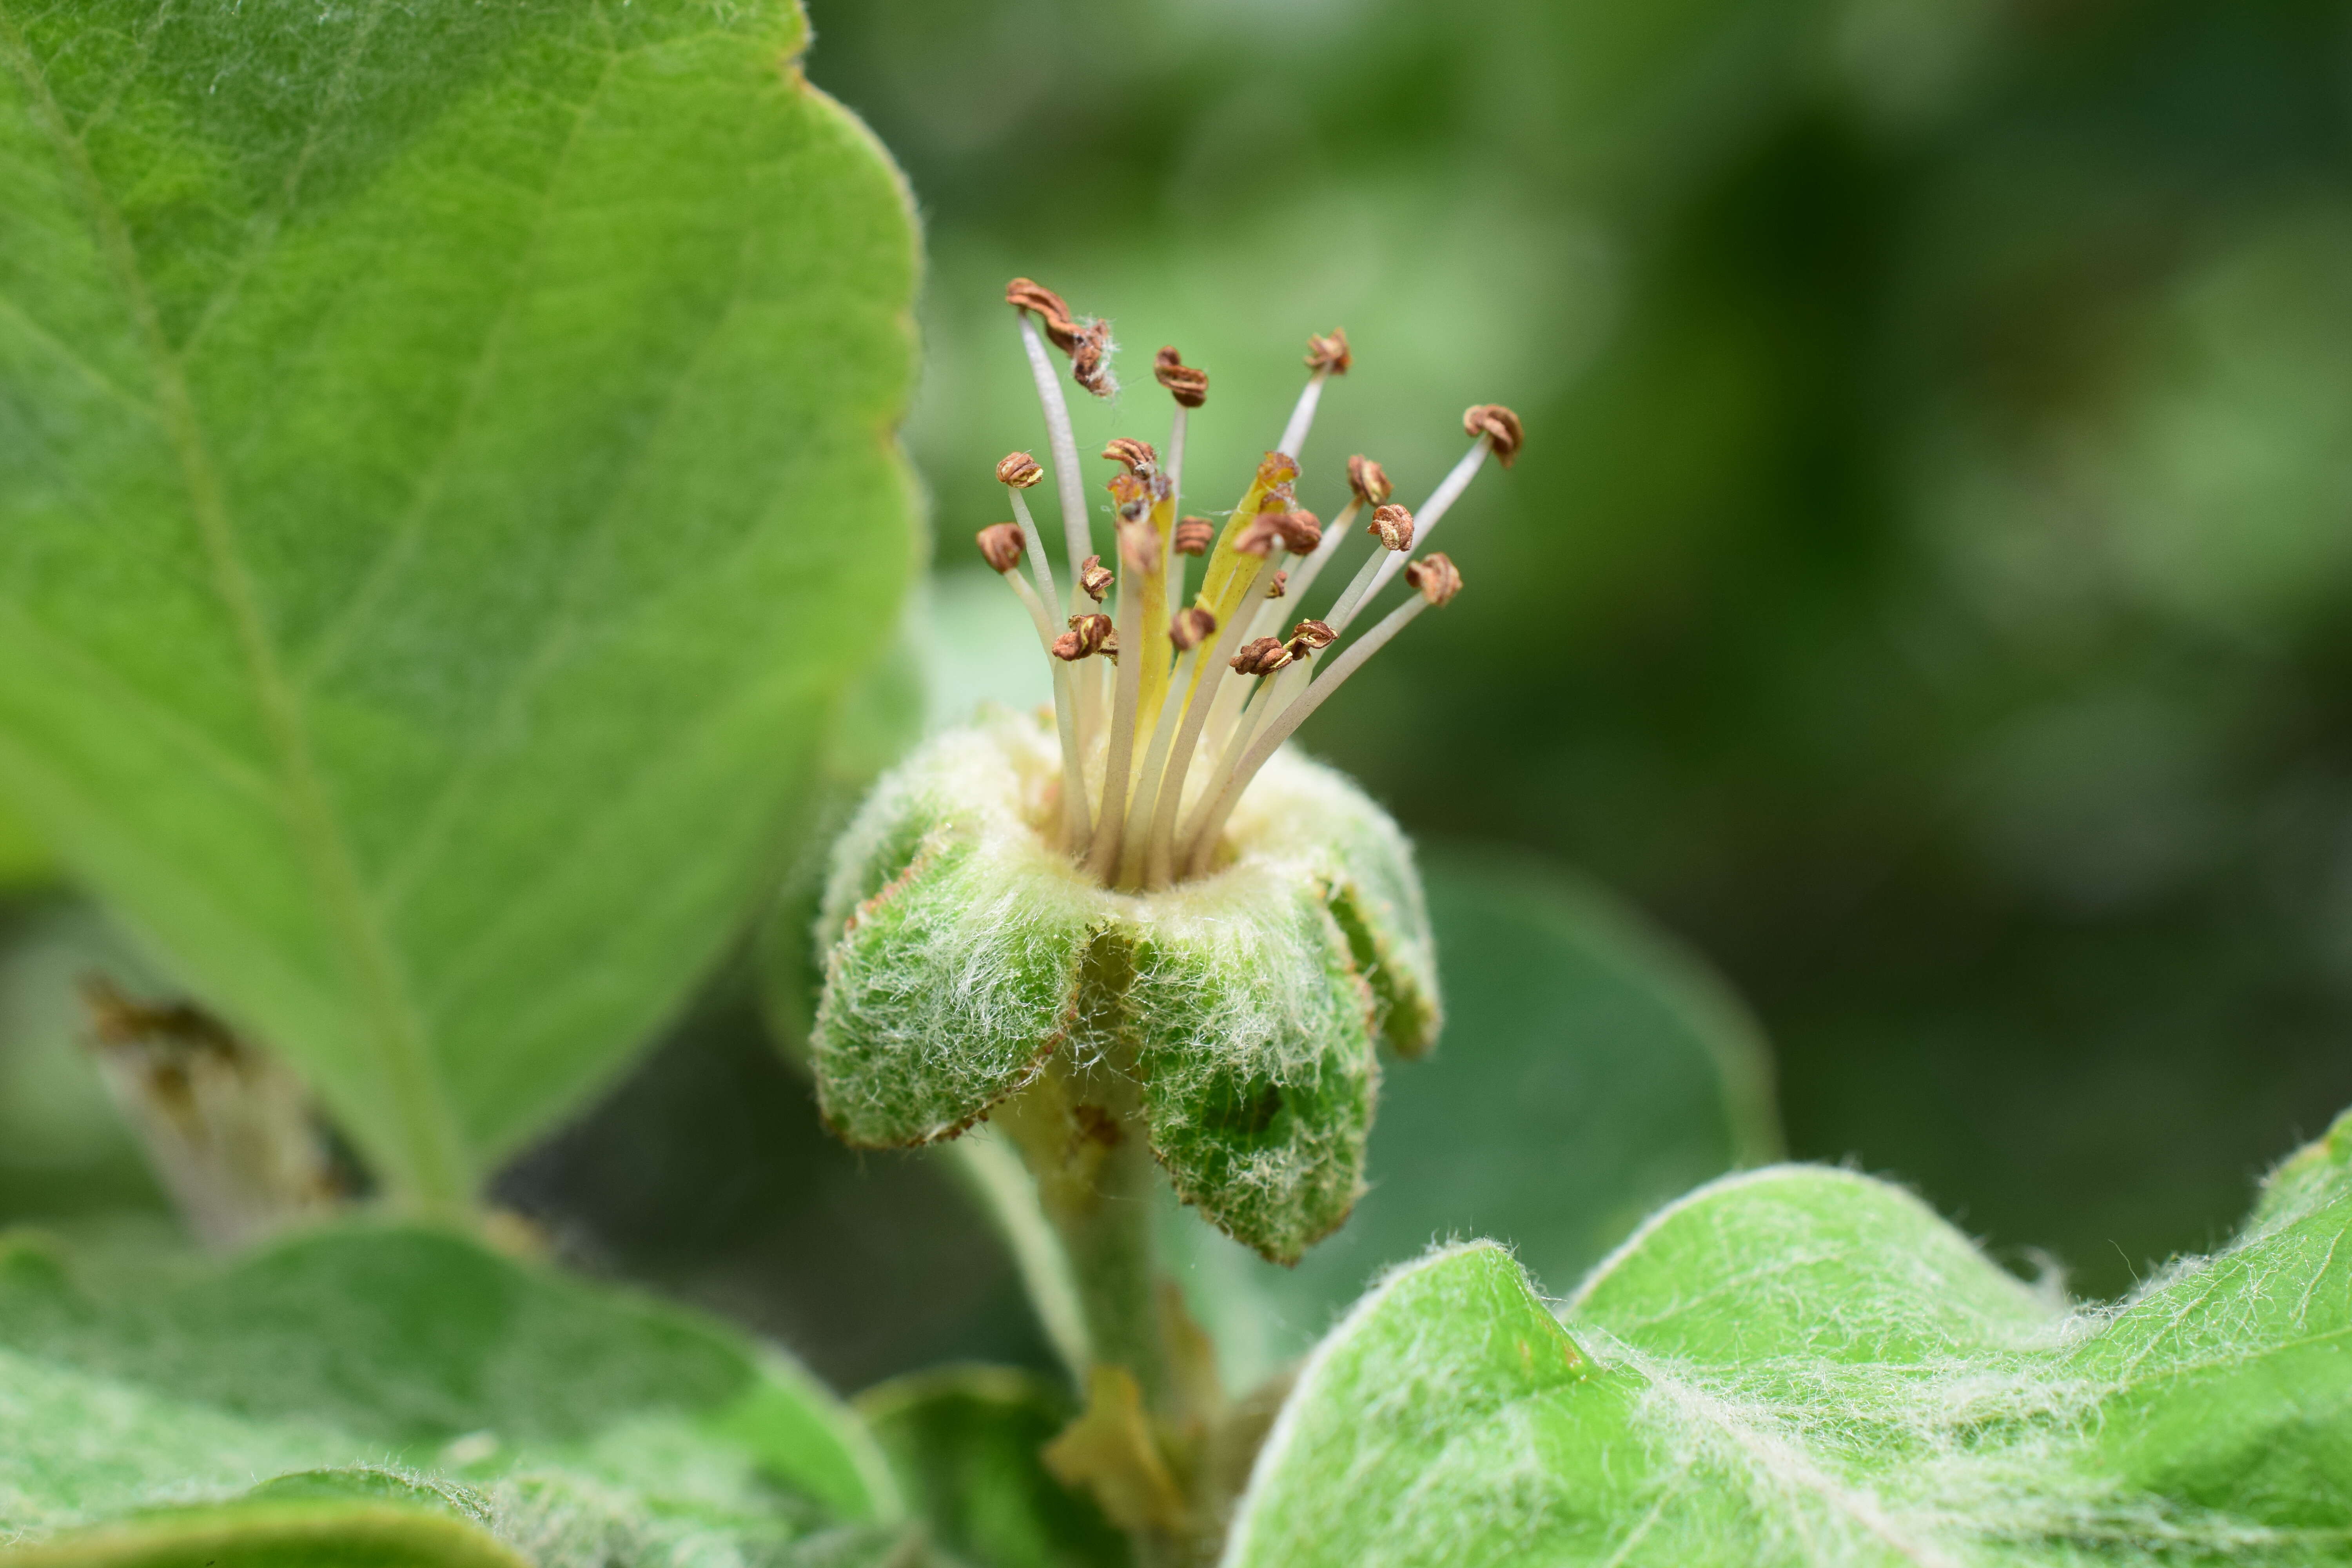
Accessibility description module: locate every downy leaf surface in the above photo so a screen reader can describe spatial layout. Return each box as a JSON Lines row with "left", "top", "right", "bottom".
{"left": 0, "top": 0, "right": 922, "bottom": 1205}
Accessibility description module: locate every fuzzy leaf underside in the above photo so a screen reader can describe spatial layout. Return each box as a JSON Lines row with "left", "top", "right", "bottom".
{"left": 0, "top": 0, "right": 922, "bottom": 1203}
{"left": 1222, "top": 1107, "right": 2352, "bottom": 1567}
{"left": 808, "top": 715, "right": 1431, "bottom": 1263}
{"left": 0, "top": 1223, "right": 903, "bottom": 1567}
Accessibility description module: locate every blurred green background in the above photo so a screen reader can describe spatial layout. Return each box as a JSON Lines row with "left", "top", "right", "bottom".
{"left": 806, "top": 0, "right": 2352, "bottom": 1301}
{"left": 7, "top": 0, "right": 2352, "bottom": 1381}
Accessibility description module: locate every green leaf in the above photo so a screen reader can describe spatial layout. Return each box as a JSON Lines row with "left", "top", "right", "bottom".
{"left": 0, "top": 1222, "right": 906, "bottom": 1566}
{"left": 1222, "top": 1108, "right": 2352, "bottom": 1567}
{"left": 1167, "top": 851, "right": 1780, "bottom": 1387}
{"left": 856, "top": 1365, "right": 1128, "bottom": 1568}
{"left": 0, "top": 0, "right": 922, "bottom": 1209}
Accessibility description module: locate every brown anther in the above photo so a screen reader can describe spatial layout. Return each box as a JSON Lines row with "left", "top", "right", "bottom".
{"left": 1369, "top": 503, "right": 1415, "bottom": 552}
{"left": 1304, "top": 328, "right": 1352, "bottom": 376}
{"left": 1053, "top": 612, "right": 1116, "bottom": 660}
{"left": 1272, "top": 509, "right": 1322, "bottom": 554}
{"left": 1169, "top": 606, "right": 1218, "bottom": 650}
{"left": 1405, "top": 552, "right": 1463, "bottom": 606}
{"left": 1107, "top": 470, "right": 1149, "bottom": 511}
{"left": 1236, "top": 513, "right": 1285, "bottom": 557}
{"left": 1102, "top": 437, "right": 1159, "bottom": 477}
{"left": 1347, "top": 454, "right": 1393, "bottom": 506}
{"left": 1005, "top": 278, "right": 1075, "bottom": 341}
{"left": 1255, "top": 452, "right": 1300, "bottom": 490}
{"left": 1007, "top": 278, "right": 1116, "bottom": 397}
{"left": 1172, "top": 517, "right": 1216, "bottom": 556}
{"left": 1070, "top": 319, "right": 1116, "bottom": 398}
{"left": 1265, "top": 569, "right": 1289, "bottom": 599}
{"left": 1154, "top": 346, "right": 1209, "bottom": 408}
{"left": 1078, "top": 555, "right": 1114, "bottom": 603}
{"left": 997, "top": 451, "right": 1044, "bottom": 489}
{"left": 1230, "top": 636, "right": 1293, "bottom": 676}
{"left": 975, "top": 523, "right": 1026, "bottom": 574}
{"left": 1286, "top": 619, "right": 1337, "bottom": 658}
{"left": 1463, "top": 403, "right": 1524, "bottom": 466}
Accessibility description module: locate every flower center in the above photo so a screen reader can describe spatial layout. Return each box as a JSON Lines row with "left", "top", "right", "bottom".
{"left": 976, "top": 276, "right": 1521, "bottom": 891}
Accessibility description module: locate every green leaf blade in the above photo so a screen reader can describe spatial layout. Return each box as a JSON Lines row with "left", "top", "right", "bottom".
{"left": 0, "top": 0, "right": 921, "bottom": 1202}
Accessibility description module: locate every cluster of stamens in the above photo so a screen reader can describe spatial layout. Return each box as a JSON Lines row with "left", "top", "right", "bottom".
{"left": 978, "top": 278, "right": 1521, "bottom": 891}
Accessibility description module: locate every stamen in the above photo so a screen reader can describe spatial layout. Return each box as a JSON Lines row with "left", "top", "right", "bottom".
{"left": 1181, "top": 556, "right": 1463, "bottom": 876}
{"left": 1078, "top": 555, "right": 1114, "bottom": 604}
{"left": 1323, "top": 503, "right": 1415, "bottom": 633}
{"left": 1154, "top": 347, "right": 1209, "bottom": 409}
{"left": 1230, "top": 636, "right": 1292, "bottom": 676}
{"left": 1143, "top": 547, "right": 1279, "bottom": 887}
{"left": 1053, "top": 613, "right": 1115, "bottom": 661}
{"left": 1009, "top": 282, "right": 1102, "bottom": 596}
{"left": 1277, "top": 328, "right": 1350, "bottom": 459}
{"left": 982, "top": 508, "right": 1086, "bottom": 849}
{"left": 1172, "top": 518, "right": 1215, "bottom": 555}
{"left": 1156, "top": 348, "right": 1206, "bottom": 630}
{"left": 1328, "top": 409, "right": 1514, "bottom": 633}
{"left": 1102, "top": 437, "right": 1159, "bottom": 477}
{"left": 1115, "top": 606, "right": 1216, "bottom": 888}
{"left": 1085, "top": 519, "right": 1160, "bottom": 881}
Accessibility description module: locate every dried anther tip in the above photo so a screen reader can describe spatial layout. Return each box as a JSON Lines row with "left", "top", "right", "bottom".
{"left": 1462, "top": 403, "right": 1524, "bottom": 466}
{"left": 1405, "top": 552, "right": 1463, "bottom": 606}
{"left": 1230, "top": 636, "right": 1293, "bottom": 676}
{"left": 1054, "top": 612, "right": 1116, "bottom": 660}
{"left": 1369, "top": 504, "right": 1415, "bottom": 552}
{"left": 1169, "top": 606, "right": 1218, "bottom": 649}
{"left": 1256, "top": 451, "right": 1301, "bottom": 489}
{"left": 1007, "top": 276, "right": 1116, "bottom": 398}
{"left": 1265, "top": 569, "right": 1289, "bottom": 599}
{"left": 1286, "top": 619, "right": 1336, "bottom": 655}
{"left": 1102, "top": 437, "right": 1159, "bottom": 476}
{"left": 1304, "top": 328, "right": 1352, "bottom": 375}
{"left": 1347, "top": 454, "right": 1393, "bottom": 506}
{"left": 975, "top": 523, "right": 1026, "bottom": 573}
{"left": 997, "top": 451, "right": 1044, "bottom": 488}
{"left": 1273, "top": 509, "right": 1321, "bottom": 554}
{"left": 1236, "top": 514, "right": 1285, "bottom": 557}
{"left": 1154, "top": 346, "right": 1209, "bottom": 408}
{"left": 1078, "top": 555, "right": 1114, "bottom": 603}
{"left": 1172, "top": 518, "right": 1216, "bottom": 556}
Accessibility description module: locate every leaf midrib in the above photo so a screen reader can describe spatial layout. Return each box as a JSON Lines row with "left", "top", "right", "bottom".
{"left": 0, "top": 3, "right": 471, "bottom": 1212}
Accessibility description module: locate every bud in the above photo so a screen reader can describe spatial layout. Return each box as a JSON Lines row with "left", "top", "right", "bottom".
{"left": 1053, "top": 612, "right": 1115, "bottom": 660}
{"left": 1405, "top": 552, "right": 1463, "bottom": 606}
{"left": 1172, "top": 518, "right": 1216, "bottom": 557}
{"left": 1462, "top": 403, "right": 1524, "bottom": 467}
{"left": 1369, "top": 504, "right": 1415, "bottom": 552}
{"left": 1304, "top": 328, "right": 1352, "bottom": 376}
{"left": 1230, "top": 636, "right": 1292, "bottom": 676}
{"left": 1154, "top": 346, "right": 1209, "bottom": 408}
{"left": 998, "top": 451, "right": 1045, "bottom": 489}
{"left": 810, "top": 715, "right": 1435, "bottom": 1261}
{"left": 975, "top": 523, "right": 1025, "bottom": 574}
{"left": 1169, "top": 607, "right": 1218, "bottom": 650}
{"left": 1346, "top": 454, "right": 1392, "bottom": 506}
{"left": 1102, "top": 437, "right": 1158, "bottom": 476}
{"left": 1078, "top": 555, "right": 1114, "bottom": 603}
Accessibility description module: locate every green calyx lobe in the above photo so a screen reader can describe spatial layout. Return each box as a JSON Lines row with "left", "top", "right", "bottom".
{"left": 809, "top": 711, "right": 1440, "bottom": 1265}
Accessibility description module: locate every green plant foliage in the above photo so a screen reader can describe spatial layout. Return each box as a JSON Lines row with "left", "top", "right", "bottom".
{"left": 1222, "top": 1106, "right": 2352, "bottom": 1566}
{"left": 0, "top": 1221, "right": 907, "bottom": 1566}
{"left": 808, "top": 711, "right": 1436, "bottom": 1264}
{"left": 1167, "top": 851, "right": 1779, "bottom": 1388}
{"left": 0, "top": 0, "right": 922, "bottom": 1210}
{"left": 857, "top": 1365, "right": 1128, "bottom": 1568}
